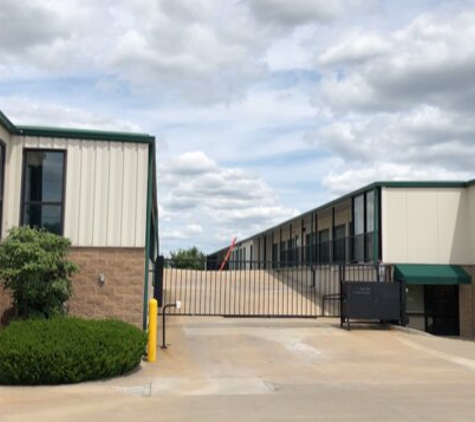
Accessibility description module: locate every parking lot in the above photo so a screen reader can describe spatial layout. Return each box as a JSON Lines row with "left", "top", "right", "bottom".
{"left": 2, "top": 317, "right": 475, "bottom": 421}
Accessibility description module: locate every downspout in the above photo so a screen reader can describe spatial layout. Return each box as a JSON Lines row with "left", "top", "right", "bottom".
{"left": 142, "top": 142, "right": 154, "bottom": 330}
{"left": 373, "top": 187, "right": 380, "bottom": 266}
{"left": 331, "top": 207, "right": 335, "bottom": 264}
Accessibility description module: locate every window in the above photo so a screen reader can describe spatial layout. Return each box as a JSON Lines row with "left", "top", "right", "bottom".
{"left": 0, "top": 142, "right": 5, "bottom": 237}
{"left": 21, "top": 150, "right": 66, "bottom": 235}
{"left": 305, "top": 232, "right": 316, "bottom": 263}
{"left": 333, "top": 224, "right": 346, "bottom": 263}
{"left": 272, "top": 243, "right": 278, "bottom": 267}
{"left": 317, "top": 229, "right": 330, "bottom": 264}
{"left": 353, "top": 194, "right": 365, "bottom": 261}
{"left": 352, "top": 190, "right": 376, "bottom": 262}
{"left": 280, "top": 241, "right": 286, "bottom": 262}
{"left": 365, "top": 191, "right": 375, "bottom": 261}
{"left": 287, "top": 238, "right": 295, "bottom": 266}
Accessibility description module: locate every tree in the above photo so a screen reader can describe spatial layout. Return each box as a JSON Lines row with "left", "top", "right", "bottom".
{"left": 0, "top": 227, "right": 79, "bottom": 319}
{"left": 169, "top": 247, "right": 205, "bottom": 270}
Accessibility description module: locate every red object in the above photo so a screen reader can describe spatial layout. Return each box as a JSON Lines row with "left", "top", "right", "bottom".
{"left": 219, "top": 237, "right": 237, "bottom": 271}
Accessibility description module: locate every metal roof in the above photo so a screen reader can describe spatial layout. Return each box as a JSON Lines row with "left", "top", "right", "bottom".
{"left": 0, "top": 110, "right": 154, "bottom": 144}
{"left": 209, "top": 180, "right": 470, "bottom": 255}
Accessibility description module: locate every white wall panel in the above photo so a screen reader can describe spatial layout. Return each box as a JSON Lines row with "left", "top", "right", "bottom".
{"left": 134, "top": 145, "right": 148, "bottom": 246}
{"left": 92, "top": 142, "right": 111, "bottom": 246}
{"left": 0, "top": 125, "right": 10, "bottom": 145}
{"left": 77, "top": 142, "right": 96, "bottom": 246}
{"left": 406, "top": 191, "right": 439, "bottom": 262}
{"left": 5, "top": 135, "right": 150, "bottom": 247}
{"left": 24, "top": 136, "right": 42, "bottom": 148}
{"left": 106, "top": 144, "right": 124, "bottom": 246}
{"left": 4, "top": 137, "right": 24, "bottom": 234}
{"left": 382, "top": 188, "right": 407, "bottom": 262}
{"left": 382, "top": 188, "right": 470, "bottom": 264}
{"left": 467, "top": 186, "right": 475, "bottom": 263}
{"left": 121, "top": 143, "right": 138, "bottom": 246}
{"left": 0, "top": 128, "right": 11, "bottom": 238}
{"left": 64, "top": 140, "right": 82, "bottom": 243}
{"left": 437, "top": 190, "right": 469, "bottom": 263}
{"left": 52, "top": 138, "right": 68, "bottom": 149}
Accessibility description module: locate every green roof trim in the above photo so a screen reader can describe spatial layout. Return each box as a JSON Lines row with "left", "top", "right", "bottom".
{"left": 379, "top": 181, "right": 466, "bottom": 188}
{"left": 0, "top": 109, "right": 154, "bottom": 144}
{"left": 16, "top": 126, "right": 155, "bottom": 144}
{"left": 394, "top": 264, "right": 471, "bottom": 285}
{"left": 0, "top": 110, "right": 16, "bottom": 133}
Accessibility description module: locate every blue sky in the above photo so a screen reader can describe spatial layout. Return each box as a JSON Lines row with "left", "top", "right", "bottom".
{"left": 1, "top": 0, "right": 475, "bottom": 255}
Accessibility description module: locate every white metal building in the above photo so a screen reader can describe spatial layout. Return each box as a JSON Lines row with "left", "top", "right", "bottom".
{"left": 0, "top": 110, "right": 158, "bottom": 328}
{"left": 209, "top": 181, "right": 475, "bottom": 337}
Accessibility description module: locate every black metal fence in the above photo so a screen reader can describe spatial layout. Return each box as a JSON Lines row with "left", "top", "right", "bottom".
{"left": 154, "top": 258, "right": 387, "bottom": 318}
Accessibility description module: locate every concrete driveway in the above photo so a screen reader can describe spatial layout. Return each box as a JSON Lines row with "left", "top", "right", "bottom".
{"left": 2, "top": 317, "right": 475, "bottom": 421}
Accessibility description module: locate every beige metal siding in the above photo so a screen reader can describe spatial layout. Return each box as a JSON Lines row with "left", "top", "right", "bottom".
{"left": 0, "top": 128, "right": 11, "bottom": 239}
{"left": 3, "top": 135, "right": 22, "bottom": 236}
{"left": 467, "top": 186, "right": 475, "bottom": 263}
{"left": 0, "top": 125, "right": 10, "bottom": 146}
{"left": 4, "top": 135, "right": 149, "bottom": 247}
{"left": 382, "top": 187, "right": 470, "bottom": 264}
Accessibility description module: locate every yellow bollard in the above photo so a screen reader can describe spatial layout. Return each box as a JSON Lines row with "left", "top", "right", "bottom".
{"left": 147, "top": 298, "right": 158, "bottom": 362}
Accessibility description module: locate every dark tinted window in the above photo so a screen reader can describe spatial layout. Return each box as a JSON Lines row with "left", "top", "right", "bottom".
{"left": 22, "top": 150, "right": 66, "bottom": 235}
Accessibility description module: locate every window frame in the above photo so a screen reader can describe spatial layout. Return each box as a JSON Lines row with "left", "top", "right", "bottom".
{"left": 0, "top": 141, "right": 5, "bottom": 238}
{"left": 20, "top": 148, "right": 67, "bottom": 235}
{"left": 351, "top": 190, "right": 378, "bottom": 263}
{"left": 317, "top": 228, "right": 330, "bottom": 264}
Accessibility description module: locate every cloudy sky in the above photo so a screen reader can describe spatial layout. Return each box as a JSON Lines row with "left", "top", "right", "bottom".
{"left": 1, "top": 0, "right": 475, "bottom": 255}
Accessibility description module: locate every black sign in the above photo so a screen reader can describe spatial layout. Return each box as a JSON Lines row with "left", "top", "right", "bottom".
{"left": 342, "top": 281, "right": 405, "bottom": 325}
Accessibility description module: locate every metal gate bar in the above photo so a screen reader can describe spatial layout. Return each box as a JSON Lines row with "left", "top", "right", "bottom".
{"left": 155, "top": 259, "right": 339, "bottom": 318}
{"left": 153, "top": 259, "right": 386, "bottom": 318}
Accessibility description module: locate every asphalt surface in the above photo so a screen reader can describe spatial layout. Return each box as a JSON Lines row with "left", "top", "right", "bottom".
{"left": 2, "top": 317, "right": 475, "bottom": 421}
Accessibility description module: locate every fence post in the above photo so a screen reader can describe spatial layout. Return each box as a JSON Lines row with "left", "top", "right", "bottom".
{"left": 154, "top": 255, "right": 164, "bottom": 307}
{"left": 339, "top": 265, "right": 344, "bottom": 327}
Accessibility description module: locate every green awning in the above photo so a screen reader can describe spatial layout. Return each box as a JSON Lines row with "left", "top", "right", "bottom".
{"left": 394, "top": 264, "right": 471, "bottom": 285}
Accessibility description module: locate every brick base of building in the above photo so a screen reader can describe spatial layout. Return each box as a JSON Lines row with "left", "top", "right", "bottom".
{"left": 460, "top": 266, "right": 475, "bottom": 338}
{"left": 0, "top": 247, "right": 147, "bottom": 329}
{"left": 68, "top": 247, "right": 146, "bottom": 328}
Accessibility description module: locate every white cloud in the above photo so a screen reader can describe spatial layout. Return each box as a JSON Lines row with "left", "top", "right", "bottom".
{"left": 164, "top": 151, "right": 218, "bottom": 176}
{"left": 0, "top": 0, "right": 376, "bottom": 104}
{"left": 158, "top": 151, "right": 299, "bottom": 252}
{"left": 312, "top": 105, "right": 475, "bottom": 172}
{"left": 161, "top": 223, "right": 203, "bottom": 241}
{"left": 2, "top": 0, "right": 474, "bottom": 256}
{"left": 1, "top": 96, "right": 143, "bottom": 132}
{"left": 246, "top": 0, "right": 345, "bottom": 26}
{"left": 318, "top": 31, "right": 390, "bottom": 66}
{"left": 0, "top": 0, "right": 64, "bottom": 53}
{"left": 320, "top": 11, "right": 475, "bottom": 113}
{"left": 323, "top": 163, "right": 471, "bottom": 196}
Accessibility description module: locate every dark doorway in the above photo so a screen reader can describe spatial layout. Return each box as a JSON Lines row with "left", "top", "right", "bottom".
{"left": 425, "top": 285, "right": 459, "bottom": 336}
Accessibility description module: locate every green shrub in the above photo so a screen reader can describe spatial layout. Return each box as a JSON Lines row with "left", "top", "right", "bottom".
{"left": 0, "top": 226, "right": 79, "bottom": 319}
{"left": 0, "top": 318, "right": 147, "bottom": 385}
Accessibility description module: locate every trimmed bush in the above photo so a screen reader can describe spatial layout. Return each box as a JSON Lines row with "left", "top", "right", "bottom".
{"left": 0, "top": 226, "right": 79, "bottom": 319}
{"left": 0, "top": 318, "right": 147, "bottom": 385}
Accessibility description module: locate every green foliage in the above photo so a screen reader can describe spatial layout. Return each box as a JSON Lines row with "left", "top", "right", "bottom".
{"left": 0, "top": 226, "right": 79, "bottom": 319}
{"left": 0, "top": 318, "right": 147, "bottom": 385}
{"left": 169, "top": 246, "right": 205, "bottom": 269}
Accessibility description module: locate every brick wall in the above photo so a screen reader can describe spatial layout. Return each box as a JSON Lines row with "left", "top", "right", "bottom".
{"left": 68, "top": 247, "right": 146, "bottom": 328}
{"left": 460, "top": 266, "right": 475, "bottom": 338}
